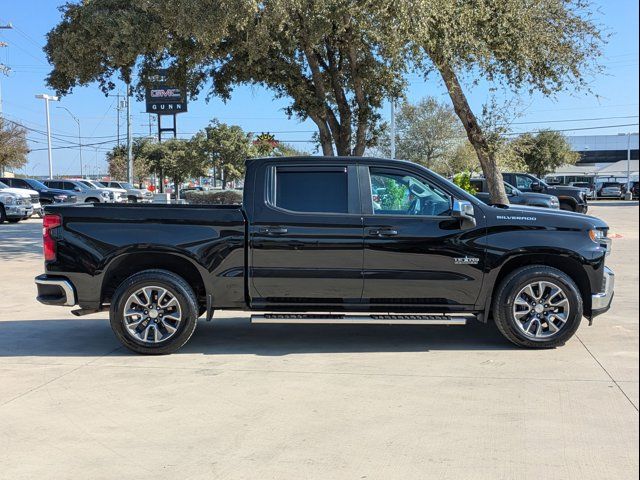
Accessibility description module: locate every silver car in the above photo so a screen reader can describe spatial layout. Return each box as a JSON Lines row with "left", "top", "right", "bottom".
{"left": 101, "top": 181, "right": 153, "bottom": 203}
{"left": 43, "top": 179, "right": 114, "bottom": 203}
{"left": 77, "top": 179, "right": 128, "bottom": 203}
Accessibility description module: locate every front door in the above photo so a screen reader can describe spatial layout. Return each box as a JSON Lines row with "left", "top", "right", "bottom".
{"left": 249, "top": 163, "right": 364, "bottom": 309}
{"left": 361, "top": 165, "right": 485, "bottom": 310}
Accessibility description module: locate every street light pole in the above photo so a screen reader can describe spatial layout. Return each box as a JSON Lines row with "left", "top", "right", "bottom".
{"left": 57, "top": 106, "right": 83, "bottom": 178}
{"left": 126, "top": 82, "right": 133, "bottom": 184}
{"left": 35, "top": 94, "right": 59, "bottom": 179}
{"left": 390, "top": 100, "right": 396, "bottom": 159}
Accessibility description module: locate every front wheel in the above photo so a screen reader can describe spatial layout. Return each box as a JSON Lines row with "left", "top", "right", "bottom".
{"left": 492, "top": 266, "right": 583, "bottom": 348}
{"left": 110, "top": 269, "right": 199, "bottom": 354}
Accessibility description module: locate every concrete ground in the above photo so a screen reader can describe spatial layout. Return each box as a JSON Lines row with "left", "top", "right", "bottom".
{"left": 0, "top": 202, "right": 638, "bottom": 480}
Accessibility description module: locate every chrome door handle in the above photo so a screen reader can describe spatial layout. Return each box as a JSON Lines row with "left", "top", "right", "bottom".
{"left": 259, "top": 226, "right": 288, "bottom": 235}
{"left": 368, "top": 228, "right": 398, "bottom": 236}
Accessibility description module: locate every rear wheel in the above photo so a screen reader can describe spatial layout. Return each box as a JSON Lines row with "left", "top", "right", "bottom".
{"left": 559, "top": 201, "right": 576, "bottom": 212}
{"left": 86, "top": 198, "right": 100, "bottom": 203}
{"left": 0, "top": 205, "right": 6, "bottom": 223}
{"left": 110, "top": 269, "right": 199, "bottom": 354}
{"left": 492, "top": 266, "right": 583, "bottom": 348}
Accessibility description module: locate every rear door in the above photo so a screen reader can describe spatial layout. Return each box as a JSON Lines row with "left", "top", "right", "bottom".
{"left": 249, "top": 162, "right": 364, "bottom": 308}
{"left": 361, "top": 164, "right": 485, "bottom": 309}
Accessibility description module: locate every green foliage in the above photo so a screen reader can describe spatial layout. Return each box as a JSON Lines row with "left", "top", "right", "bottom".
{"left": 452, "top": 171, "right": 476, "bottom": 195}
{"left": 0, "top": 117, "right": 29, "bottom": 174}
{"left": 106, "top": 137, "right": 152, "bottom": 182}
{"left": 379, "top": 178, "right": 408, "bottom": 211}
{"left": 142, "top": 138, "right": 207, "bottom": 186}
{"left": 381, "top": 97, "right": 466, "bottom": 170}
{"left": 183, "top": 189, "right": 243, "bottom": 205}
{"left": 511, "top": 130, "right": 579, "bottom": 178}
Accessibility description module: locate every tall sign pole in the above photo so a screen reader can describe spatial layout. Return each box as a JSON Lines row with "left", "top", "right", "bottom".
{"left": 390, "top": 100, "right": 396, "bottom": 159}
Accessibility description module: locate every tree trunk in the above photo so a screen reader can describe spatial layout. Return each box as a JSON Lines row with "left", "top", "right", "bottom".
{"left": 433, "top": 59, "right": 508, "bottom": 205}
{"left": 174, "top": 176, "right": 180, "bottom": 201}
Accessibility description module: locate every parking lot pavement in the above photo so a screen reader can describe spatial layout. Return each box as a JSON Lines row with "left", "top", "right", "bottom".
{"left": 0, "top": 204, "right": 638, "bottom": 480}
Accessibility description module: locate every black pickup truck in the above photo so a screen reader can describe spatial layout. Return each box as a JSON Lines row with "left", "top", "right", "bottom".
{"left": 36, "top": 157, "right": 614, "bottom": 354}
{"left": 502, "top": 173, "right": 588, "bottom": 213}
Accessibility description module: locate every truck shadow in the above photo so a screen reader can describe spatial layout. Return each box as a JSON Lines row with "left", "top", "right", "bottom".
{"left": 0, "top": 316, "right": 516, "bottom": 357}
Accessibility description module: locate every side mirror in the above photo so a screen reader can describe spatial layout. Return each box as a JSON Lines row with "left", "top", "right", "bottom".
{"left": 451, "top": 199, "right": 476, "bottom": 229}
{"left": 531, "top": 181, "right": 543, "bottom": 192}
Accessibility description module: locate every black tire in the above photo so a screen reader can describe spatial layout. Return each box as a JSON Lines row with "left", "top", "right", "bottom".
{"left": 110, "top": 269, "right": 199, "bottom": 354}
{"left": 492, "top": 265, "right": 583, "bottom": 348}
{"left": 7, "top": 218, "right": 20, "bottom": 223}
{"left": 0, "top": 205, "right": 6, "bottom": 223}
{"left": 85, "top": 198, "right": 100, "bottom": 203}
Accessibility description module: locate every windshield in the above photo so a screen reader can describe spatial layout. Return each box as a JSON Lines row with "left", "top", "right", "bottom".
{"left": 25, "top": 179, "right": 48, "bottom": 190}
{"left": 81, "top": 180, "right": 103, "bottom": 189}
{"left": 120, "top": 182, "right": 134, "bottom": 189}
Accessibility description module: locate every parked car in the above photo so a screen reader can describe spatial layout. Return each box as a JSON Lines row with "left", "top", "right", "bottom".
{"left": 0, "top": 186, "right": 33, "bottom": 223}
{"left": 42, "top": 179, "right": 113, "bottom": 203}
{"left": 75, "top": 179, "right": 127, "bottom": 203}
{"left": 568, "top": 182, "right": 596, "bottom": 200}
{"left": 100, "top": 181, "right": 153, "bottom": 203}
{"left": 0, "top": 180, "right": 40, "bottom": 218}
{"left": 36, "top": 156, "right": 614, "bottom": 354}
{"left": 502, "top": 173, "right": 588, "bottom": 213}
{"left": 0, "top": 177, "right": 77, "bottom": 211}
{"left": 595, "top": 182, "right": 623, "bottom": 199}
{"left": 622, "top": 181, "right": 639, "bottom": 200}
{"left": 470, "top": 179, "right": 560, "bottom": 209}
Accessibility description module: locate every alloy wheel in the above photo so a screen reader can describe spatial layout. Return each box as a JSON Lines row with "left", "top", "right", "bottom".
{"left": 512, "top": 280, "right": 571, "bottom": 339}
{"left": 123, "top": 286, "right": 182, "bottom": 344}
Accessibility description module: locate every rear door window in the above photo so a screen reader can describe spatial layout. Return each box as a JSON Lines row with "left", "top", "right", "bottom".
{"left": 274, "top": 167, "right": 348, "bottom": 214}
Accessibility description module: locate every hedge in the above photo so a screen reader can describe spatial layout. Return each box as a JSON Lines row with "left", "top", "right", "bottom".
{"left": 183, "top": 190, "right": 243, "bottom": 205}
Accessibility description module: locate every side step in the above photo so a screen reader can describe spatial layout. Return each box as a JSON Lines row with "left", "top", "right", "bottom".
{"left": 251, "top": 313, "right": 469, "bottom": 325}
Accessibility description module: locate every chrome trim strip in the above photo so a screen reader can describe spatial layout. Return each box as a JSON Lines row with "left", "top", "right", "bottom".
{"left": 251, "top": 314, "right": 469, "bottom": 325}
{"left": 35, "top": 277, "right": 77, "bottom": 306}
{"left": 592, "top": 267, "right": 615, "bottom": 311}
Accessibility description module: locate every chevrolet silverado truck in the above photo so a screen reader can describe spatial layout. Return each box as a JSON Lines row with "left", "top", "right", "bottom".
{"left": 35, "top": 157, "right": 615, "bottom": 354}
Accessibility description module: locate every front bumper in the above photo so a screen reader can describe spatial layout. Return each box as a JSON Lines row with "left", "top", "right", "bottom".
{"left": 5, "top": 204, "right": 31, "bottom": 219}
{"left": 591, "top": 267, "right": 615, "bottom": 317}
{"left": 35, "top": 275, "right": 77, "bottom": 306}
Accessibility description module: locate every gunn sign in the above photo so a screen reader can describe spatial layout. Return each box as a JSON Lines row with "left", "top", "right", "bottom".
{"left": 145, "top": 71, "right": 188, "bottom": 115}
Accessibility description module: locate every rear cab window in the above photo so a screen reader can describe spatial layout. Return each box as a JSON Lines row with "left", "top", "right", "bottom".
{"left": 272, "top": 167, "right": 349, "bottom": 214}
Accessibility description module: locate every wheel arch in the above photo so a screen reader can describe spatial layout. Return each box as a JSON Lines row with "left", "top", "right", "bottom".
{"left": 101, "top": 252, "right": 207, "bottom": 308}
{"left": 485, "top": 253, "right": 592, "bottom": 319}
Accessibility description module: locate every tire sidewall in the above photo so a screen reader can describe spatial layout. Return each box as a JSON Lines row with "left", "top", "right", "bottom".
{"left": 110, "top": 272, "right": 198, "bottom": 354}
{"left": 497, "top": 268, "right": 583, "bottom": 346}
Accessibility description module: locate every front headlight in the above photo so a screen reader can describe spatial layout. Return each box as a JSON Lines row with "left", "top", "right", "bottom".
{"left": 3, "top": 196, "right": 16, "bottom": 205}
{"left": 589, "top": 229, "right": 612, "bottom": 256}
{"left": 101, "top": 191, "right": 110, "bottom": 198}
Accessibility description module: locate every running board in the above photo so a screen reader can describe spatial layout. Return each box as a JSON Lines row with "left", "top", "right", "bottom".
{"left": 251, "top": 313, "right": 469, "bottom": 325}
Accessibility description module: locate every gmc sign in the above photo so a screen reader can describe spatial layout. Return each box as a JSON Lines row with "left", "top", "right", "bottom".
{"left": 145, "top": 71, "right": 188, "bottom": 115}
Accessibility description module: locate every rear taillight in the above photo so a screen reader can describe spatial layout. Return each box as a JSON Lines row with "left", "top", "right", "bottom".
{"left": 43, "top": 214, "right": 62, "bottom": 262}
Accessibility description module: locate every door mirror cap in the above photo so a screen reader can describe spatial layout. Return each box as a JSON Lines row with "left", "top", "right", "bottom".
{"left": 452, "top": 200, "right": 476, "bottom": 229}
{"left": 531, "top": 181, "right": 543, "bottom": 192}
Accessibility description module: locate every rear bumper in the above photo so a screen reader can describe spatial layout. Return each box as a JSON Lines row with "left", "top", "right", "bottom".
{"left": 35, "top": 275, "right": 77, "bottom": 306}
{"left": 591, "top": 267, "right": 615, "bottom": 317}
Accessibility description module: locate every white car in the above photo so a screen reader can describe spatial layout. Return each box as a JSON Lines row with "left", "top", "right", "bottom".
{"left": 76, "top": 179, "right": 128, "bottom": 203}
{"left": 0, "top": 185, "right": 33, "bottom": 223}
{"left": 0, "top": 180, "right": 39, "bottom": 218}
{"left": 100, "top": 181, "right": 154, "bottom": 202}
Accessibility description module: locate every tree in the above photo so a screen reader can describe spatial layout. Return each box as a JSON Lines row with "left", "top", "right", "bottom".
{"left": 106, "top": 138, "right": 152, "bottom": 183}
{"left": 44, "top": 1, "right": 605, "bottom": 204}
{"left": 401, "top": 0, "right": 605, "bottom": 204}
{"left": 44, "top": 0, "right": 405, "bottom": 157}
{"left": 193, "top": 120, "right": 254, "bottom": 189}
{"left": 511, "top": 130, "right": 579, "bottom": 178}
{"left": 0, "top": 117, "right": 29, "bottom": 175}
{"left": 381, "top": 97, "right": 467, "bottom": 171}
{"left": 144, "top": 139, "right": 207, "bottom": 197}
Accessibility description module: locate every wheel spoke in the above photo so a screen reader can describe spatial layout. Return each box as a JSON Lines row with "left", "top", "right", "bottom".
{"left": 123, "top": 285, "right": 182, "bottom": 345}
{"left": 513, "top": 280, "right": 570, "bottom": 340}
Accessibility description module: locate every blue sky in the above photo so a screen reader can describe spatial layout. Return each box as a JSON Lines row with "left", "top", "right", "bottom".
{"left": 1, "top": 1, "right": 638, "bottom": 177}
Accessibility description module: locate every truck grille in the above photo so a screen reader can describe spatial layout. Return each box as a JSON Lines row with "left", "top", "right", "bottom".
{"left": 18, "top": 198, "right": 32, "bottom": 206}
{"left": 30, "top": 194, "right": 40, "bottom": 203}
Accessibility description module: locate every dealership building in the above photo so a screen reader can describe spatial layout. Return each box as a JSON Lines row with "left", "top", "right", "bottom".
{"left": 547, "top": 133, "right": 639, "bottom": 184}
